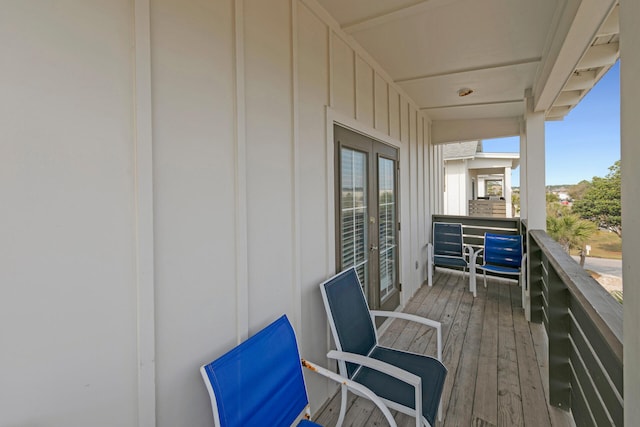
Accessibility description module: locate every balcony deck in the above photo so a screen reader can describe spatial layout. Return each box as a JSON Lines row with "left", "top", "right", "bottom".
{"left": 314, "top": 269, "right": 574, "bottom": 427}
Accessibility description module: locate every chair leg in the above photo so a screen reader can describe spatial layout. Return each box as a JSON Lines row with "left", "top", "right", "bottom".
{"left": 336, "top": 384, "right": 348, "bottom": 427}
{"left": 483, "top": 271, "right": 487, "bottom": 288}
{"left": 427, "top": 244, "right": 433, "bottom": 287}
{"left": 470, "top": 270, "right": 477, "bottom": 298}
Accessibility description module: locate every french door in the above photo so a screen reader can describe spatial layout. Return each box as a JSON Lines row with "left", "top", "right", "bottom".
{"left": 335, "top": 125, "right": 400, "bottom": 312}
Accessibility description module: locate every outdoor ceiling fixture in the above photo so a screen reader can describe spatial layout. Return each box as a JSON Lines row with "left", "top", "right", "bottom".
{"left": 458, "top": 88, "right": 474, "bottom": 97}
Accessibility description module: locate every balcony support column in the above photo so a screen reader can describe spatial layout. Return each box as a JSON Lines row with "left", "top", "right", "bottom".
{"left": 519, "top": 122, "right": 527, "bottom": 218}
{"left": 522, "top": 94, "right": 546, "bottom": 321}
{"left": 504, "top": 166, "right": 512, "bottom": 218}
{"left": 621, "top": 0, "right": 640, "bottom": 423}
{"left": 523, "top": 95, "right": 546, "bottom": 230}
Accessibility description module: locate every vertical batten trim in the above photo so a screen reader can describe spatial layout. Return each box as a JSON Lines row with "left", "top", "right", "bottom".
{"left": 422, "top": 118, "right": 429, "bottom": 242}
{"left": 429, "top": 135, "right": 435, "bottom": 215}
{"left": 372, "top": 71, "right": 377, "bottom": 129}
{"left": 353, "top": 52, "right": 358, "bottom": 119}
{"left": 387, "top": 82, "right": 391, "bottom": 136}
{"left": 328, "top": 28, "right": 334, "bottom": 108}
{"left": 325, "top": 109, "right": 334, "bottom": 364}
{"left": 133, "top": 0, "right": 156, "bottom": 425}
{"left": 326, "top": 28, "right": 333, "bottom": 278}
{"left": 234, "top": 0, "right": 249, "bottom": 343}
{"left": 290, "top": 0, "right": 302, "bottom": 333}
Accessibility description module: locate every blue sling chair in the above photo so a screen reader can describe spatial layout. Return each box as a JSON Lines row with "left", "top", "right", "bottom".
{"left": 427, "top": 222, "right": 473, "bottom": 293}
{"left": 470, "top": 233, "right": 526, "bottom": 298}
{"left": 320, "top": 268, "right": 447, "bottom": 427}
{"left": 200, "top": 314, "right": 397, "bottom": 427}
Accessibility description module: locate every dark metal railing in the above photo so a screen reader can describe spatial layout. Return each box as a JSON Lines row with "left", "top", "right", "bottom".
{"left": 528, "top": 230, "right": 623, "bottom": 426}
{"left": 431, "top": 215, "right": 623, "bottom": 425}
{"left": 431, "top": 215, "right": 521, "bottom": 277}
{"left": 432, "top": 214, "right": 521, "bottom": 254}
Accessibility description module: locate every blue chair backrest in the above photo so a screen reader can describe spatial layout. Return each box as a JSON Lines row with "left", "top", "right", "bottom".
{"left": 433, "top": 222, "right": 464, "bottom": 257}
{"left": 484, "top": 233, "right": 523, "bottom": 269}
{"left": 321, "top": 268, "right": 377, "bottom": 378}
{"left": 201, "top": 315, "right": 308, "bottom": 427}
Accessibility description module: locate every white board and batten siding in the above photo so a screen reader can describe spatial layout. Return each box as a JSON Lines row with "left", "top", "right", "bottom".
{"left": 0, "top": 0, "right": 443, "bottom": 426}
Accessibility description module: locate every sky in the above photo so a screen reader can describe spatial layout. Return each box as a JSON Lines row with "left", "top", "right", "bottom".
{"left": 482, "top": 61, "right": 620, "bottom": 187}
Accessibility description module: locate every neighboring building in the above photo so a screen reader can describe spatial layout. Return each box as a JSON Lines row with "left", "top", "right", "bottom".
{"left": 443, "top": 141, "right": 520, "bottom": 217}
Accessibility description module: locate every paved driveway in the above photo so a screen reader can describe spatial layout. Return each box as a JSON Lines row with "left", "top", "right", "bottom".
{"left": 572, "top": 256, "right": 622, "bottom": 278}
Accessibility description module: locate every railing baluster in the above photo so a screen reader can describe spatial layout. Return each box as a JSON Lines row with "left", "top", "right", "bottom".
{"left": 527, "top": 235, "right": 543, "bottom": 324}
{"left": 547, "top": 262, "right": 571, "bottom": 410}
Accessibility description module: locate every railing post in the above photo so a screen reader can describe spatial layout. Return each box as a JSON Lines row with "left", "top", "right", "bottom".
{"left": 547, "top": 262, "right": 571, "bottom": 410}
{"left": 527, "top": 232, "right": 543, "bottom": 323}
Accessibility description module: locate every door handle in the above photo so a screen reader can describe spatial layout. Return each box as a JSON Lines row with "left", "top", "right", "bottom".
{"left": 370, "top": 245, "right": 378, "bottom": 252}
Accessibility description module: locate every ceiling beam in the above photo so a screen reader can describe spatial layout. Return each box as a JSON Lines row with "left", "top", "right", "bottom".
{"left": 342, "top": 0, "right": 461, "bottom": 34}
{"left": 576, "top": 42, "right": 619, "bottom": 70}
{"left": 534, "top": 0, "right": 617, "bottom": 112}
{"left": 432, "top": 117, "right": 521, "bottom": 144}
{"left": 546, "top": 106, "right": 572, "bottom": 119}
{"left": 395, "top": 58, "right": 541, "bottom": 84}
{"left": 421, "top": 99, "right": 523, "bottom": 111}
{"left": 554, "top": 90, "right": 582, "bottom": 106}
{"left": 597, "top": 5, "right": 619, "bottom": 37}
{"left": 564, "top": 70, "right": 597, "bottom": 90}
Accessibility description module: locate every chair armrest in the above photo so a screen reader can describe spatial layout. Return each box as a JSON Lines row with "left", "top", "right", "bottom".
{"left": 369, "top": 310, "right": 443, "bottom": 361}
{"left": 327, "top": 350, "right": 423, "bottom": 427}
{"left": 463, "top": 244, "right": 474, "bottom": 259}
{"left": 301, "top": 359, "right": 398, "bottom": 427}
{"left": 327, "top": 350, "right": 421, "bottom": 387}
{"left": 471, "top": 248, "right": 484, "bottom": 268}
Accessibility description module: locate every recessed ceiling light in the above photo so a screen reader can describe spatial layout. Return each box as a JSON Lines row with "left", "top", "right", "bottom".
{"left": 458, "top": 88, "right": 474, "bottom": 97}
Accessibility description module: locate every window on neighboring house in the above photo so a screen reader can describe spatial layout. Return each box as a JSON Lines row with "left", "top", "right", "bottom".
{"left": 485, "top": 179, "right": 503, "bottom": 197}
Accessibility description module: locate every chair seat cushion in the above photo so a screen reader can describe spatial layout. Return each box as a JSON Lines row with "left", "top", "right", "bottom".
{"left": 479, "top": 264, "right": 520, "bottom": 275}
{"left": 353, "top": 346, "right": 447, "bottom": 426}
{"left": 298, "top": 419, "right": 322, "bottom": 426}
{"left": 434, "top": 255, "right": 468, "bottom": 268}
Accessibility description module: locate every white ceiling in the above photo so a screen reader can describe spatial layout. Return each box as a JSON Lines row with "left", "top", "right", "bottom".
{"left": 315, "top": 0, "right": 619, "bottom": 142}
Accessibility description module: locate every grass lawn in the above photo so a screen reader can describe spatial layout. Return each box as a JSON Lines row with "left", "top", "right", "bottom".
{"left": 570, "top": 229, "right": 622, "bottom": 259}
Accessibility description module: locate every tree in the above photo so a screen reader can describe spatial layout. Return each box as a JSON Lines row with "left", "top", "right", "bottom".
{"left": 568, "top": 180, "right": 591, "bottom": 201}
{"left": 546, "top": 192, "right": 559, "bottom": 204}
{"left": 546, "top": 214, "right": 597, "bottom": 266}
{"left": 573, "top": 161, "right": 621, "bottom": 236}
{"left": 511, "top": 191, "right": 520, "bottom": 216}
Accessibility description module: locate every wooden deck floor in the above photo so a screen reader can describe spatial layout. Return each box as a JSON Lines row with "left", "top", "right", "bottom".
{"left": 314, "top": 269, "right": 575, "bottom": 427}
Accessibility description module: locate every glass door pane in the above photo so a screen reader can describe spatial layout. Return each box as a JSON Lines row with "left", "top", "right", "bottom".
{"left": 340, "top": 147, "right": 368, "bottom": 293}
{"left": 378, "top": 156, "right": 397, "bottom": 301}
{"left": 335, "top": 124, "right": 399, "bottom": 312}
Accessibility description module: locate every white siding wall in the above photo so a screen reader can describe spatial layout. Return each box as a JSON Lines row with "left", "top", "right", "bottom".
{"left": 151, "top": 1, "right": 238, "bottom": 425}
{"left": 444, "top": 160, "right": 468, "bottom": 216}
{"left": 0, "top": 0, "right": 436, "bottom": 426}
{"left": 1, "top": 1, "right": 138, "bottom": 426}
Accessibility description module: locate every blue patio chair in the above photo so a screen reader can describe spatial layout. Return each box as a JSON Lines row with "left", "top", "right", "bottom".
{"left": 427, "top": 222, "right": 473, "bottom": 290}
{"left": 319, "top": 268, "right": 447, "bottom": 427}
{"left": 470, "top": 233, "right": 526, "bottom": 297}
{"left": 200, "top": 314, "right": 397, "bottom": 427}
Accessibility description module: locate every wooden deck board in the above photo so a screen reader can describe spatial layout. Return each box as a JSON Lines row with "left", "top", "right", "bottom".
{"left": 437, "top": 277, "right": 474, "bottom": 422}
{"left": 473, "top": 280, "right": 499, "bottom": 426}
{"left": 443, "top": 284, "right": 487, "bottom": 426}
{"left": 510, "top": 284, "right": 552, "bottom": 427}
{"left": 313, "top": 270, "right": 574, "bottom": 427}
{"left": 497, "top": 281, "right": 523, "bottom": 426}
